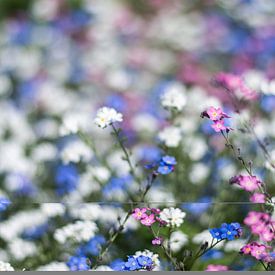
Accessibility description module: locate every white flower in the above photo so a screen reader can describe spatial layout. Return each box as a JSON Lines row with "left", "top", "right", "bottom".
{"left": 59, "top": 112, "right": 90, "bottom": 136}
{"left": 8, "top": 238, "right": 37, "bottom": 261}
{"left": 0, "top": 261, "right": 14, "bottom": 271}
{"left": 60, "top": 139, "right": 93, "bottom": 164}
{"left": 40, "top": 203, "right": 65, "bottom": 218}
{"left": 37, "top": 262, "right": 69, "bottom": 271}
{"left": 158, "top": 126, "right": 182, "bottom": 147}
{"left": 54, "top": 221, "right": 98, "bottom": 244}
{"left": 94, "top": 107, "right": 123, "bottom": 128}
{"left": 159, "top": 207, "right": 186, "bottom": 227}
{"left": 160, "top": 82, "right": 186, "bottom": 111}
{"left": 165, "top": 231, "right": 188, "bottom": 253}
{"left": 224, "top": 239, "right": 247, "bottom": 252}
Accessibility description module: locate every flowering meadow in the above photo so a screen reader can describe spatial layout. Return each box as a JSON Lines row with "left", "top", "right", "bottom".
{"left": 0, "top": 0, "right": 275, "bottom": 272}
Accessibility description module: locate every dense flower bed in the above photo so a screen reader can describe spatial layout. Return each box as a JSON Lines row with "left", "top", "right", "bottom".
{"left": 0, "top": 0, "right": 274, "bottom": 271}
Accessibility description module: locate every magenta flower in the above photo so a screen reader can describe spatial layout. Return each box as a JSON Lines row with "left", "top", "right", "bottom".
{"left": 205, "top": 264, "right": 229, "bottom": 271}
{"left": 250, "top": 193, "right": 265, "bottom": 203}
{"left": 140, "top": 214, "right": 155, "bottom": 226}
{"left": 132, "top": 208, "right": 147, "bottom": 220}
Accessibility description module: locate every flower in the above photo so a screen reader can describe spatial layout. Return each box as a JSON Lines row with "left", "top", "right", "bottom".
{"left": 206, "top": 107, "right": 225, "bottom": 121}
{"left": 124, "top": 257, "right": 139, "bottom": 271}
{"left": 160, "top": 82, "right": 186, "bottom": 111}
{"left": 230, "top": 175, "right": 262, "bottom": 192}
{"left": 66, "top": 256, "right": 90, "bottom": 271}
{"left": 240, "top": 242, "right": 274, "bottom": 262}
{"left": 159, "top": 207, "right": 186, "bottom": 227}
{"left": 209, "top": 223, "right": 242, "bottom": 241}
{"left": 132, "top": 208, "right": 147, "bottom": 220}
{"left": 250, "top": 193, "right": 265, "bottom": 203}
{"left": 211, "top": 120, "right": 227, "bottom": 132}
{"left": 146, "top": 155, "right": 177, "bottom": 175}
{"left": 152, "top": 237, "right": 163, "bottom": 246}
{"left": 0, "top": 261, "right": 14, "bottom": 271}
{"left": 136, "top": 256, "right": 153, "bottom": 269}
{"left": 158, "top": 126, "right": 182, "bottom": 147}
{"left": 140, "top": 214, "right": 156, "bottom": 226}
{"left": 206, "top": 264, "right": 229, "bottom": 271}
{"left": 0, "top": 197, "right": 11, "bottom": 211}
{"left": 94, "top": 107, "right": 123, "bottom": 129}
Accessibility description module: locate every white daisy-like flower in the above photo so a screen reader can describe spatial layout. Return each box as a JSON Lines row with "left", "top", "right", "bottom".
{"left": 158, "top": 126, "right": 182, "bottom": 147}
{"left": 94, "top": 107, "right": 123, "bottom": 129}
{"left": 0, "top": 261, "right": 14, "bottom": 271}
{"left": 159, "top": 207, "right": 186, "bottom": 228}
{"left": 160, "top": 82, "right": 186, "bottom": 111}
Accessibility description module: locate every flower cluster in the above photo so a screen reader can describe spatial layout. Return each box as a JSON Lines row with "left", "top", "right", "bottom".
{"left": 205, "top": 264, "right": 229, "bottom": 271}
{"left": 201, "top": 107, "right": 231, "bottom": 133}
{"left": 94, "top": 107, "right": 123, "bottom": 129}
{"left": 230, "top": 175, "right": 263, "bottom": 193}
{"left": 214, "top": 72, "right": 258, "bottom": 100}
{"left": 145, "top": 155, "right": 177, "bottom": 175}
{"left": 114, "top": 255, "right": 154, "bottom": 271}
{"left": 244, "top": 211, "right": 274, "bottom": 242}
{"left": 209, "top": 223, "right": 242, "bottom": 241}
{"left": 132, "top": 207, "right": 165, "bottom": 227}
{"left": 240, "top": 242, "right": 274, "bottom": 263}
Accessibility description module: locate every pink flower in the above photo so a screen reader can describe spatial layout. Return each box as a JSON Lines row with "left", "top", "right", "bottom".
{"left": 206, "top": 265, "right": 229, "bottom": 271}
{"left": 251, "top": 222, "right": 266, "bottom": 235}
{"left": 211, "top": 120, "right": 227, "bottom": 132}
{"left": 240, "top": 244, "right": 253, "bottom": 255}
{"left": 250, "top": 244, "right": 267, "bottom": 260}
{"left": 132, "top": 208, "right": 147, "bottom": 220}
{"left": 244, "top": 211, "right": 263, "bottom": 226}
{"left": 259, "top": 229, "right": 274, "bottom": 242}
{"left": 238, "top": 175, "right": 261, "bottom": 192}
{"left": 250, "top": 193, "right": 265, "bottom": 203}
{"left": 152, "top": 237, "right": 163, "bottom": 246}
{"left": 140, "top": 214, "right": 155, "bottom": 226}
{"left": 206, "top": 107, "right": 223, "bottom": 121}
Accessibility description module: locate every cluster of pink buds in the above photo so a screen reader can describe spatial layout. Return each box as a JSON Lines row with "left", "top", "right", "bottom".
{"left": 240, "top": 242, "right": 274, "bottom": 263}
{"left": 244, "top": 211, "right": 274, "bottom": 242}
{"left": 214, "top": 72, "right": 258, "bottom": 100}
{"left": 132, "top": 207, "right": 167, "bottom": 227}
{"left": 201, "top": 106, "right": 232, "bottom": 133}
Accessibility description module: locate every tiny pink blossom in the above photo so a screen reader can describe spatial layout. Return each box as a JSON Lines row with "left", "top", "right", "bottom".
{"left": 250, "top": 244, "right": 267, "bottom": 260}
{"left": 259, "top": 229, "right": 274, "bottom": 242}
{"left": 211, "top": 120, "right": 227, "bottom": 132}
{"left": 250, "top": 193, "right": 265, "bottom": 203}
{"left": 238, "top": 175, "right": 261, "bottom": 192}
{"left": 152, "top": 237, "right": 163, "bottom": 246}
{"left": 244, "top": 211, "right": 262, "bottom": 226}
{"left": 206, "top": 264, "right": 229, "bottom": 271}
{"left": 132, "top": 208, "right": 147, "bottom": 220}
{"left": 206, "top": 107, "right": 223, "bottom": 121}
{"left": 140, "top": 214, "right": 155, "bottom": 226}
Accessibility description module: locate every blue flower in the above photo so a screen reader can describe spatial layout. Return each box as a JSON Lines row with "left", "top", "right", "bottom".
{"left": 124, "top": 256, "right": 140, "bottom": 271}
{"left": 0, "top": 197, "right": 11, "bottom": 212}
{"left": 110, "top": 259, "right": 126, "bottom": 271}
{"left": 66, "top": 256, "right": 90, "bottom": 271}
{"left": 136, "top": 255, "right": 153, "bottom": 269}
{"left": 209, "top": 222, "right": 242, "bottom": 241}
{"left": 22, "top": 223, "right": 49, "bottom": 240}
{"left": 77, "top": 235, "right": 106, "bottom": 256}
{"left": 55, "top": 164, "right": 79, "bottom": 196}
{"left": 161, "top": 156, "right": 177, "bottom": 166}
{"left": 146, "top": 155, "right": 177, "bottom": 175}
{"left": 157, "top": 165, "right": 174, "bottom": 175}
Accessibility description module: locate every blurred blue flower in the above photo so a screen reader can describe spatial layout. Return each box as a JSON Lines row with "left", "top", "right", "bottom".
{"left": 55, "top": 164, "right": 79, "bottom": 196}
{"left": 0, "top": 197, "right": 11, "bottom": 211}
{"left": 77, "top": 235, "right": 106, "bottom": 256}
{"left": 22, "top": 223, "right": 49, "bottom": 240}
{"left": 66, "top": 256, "right": 90, "bottom": 271}
{"left": 201, "top": 249, "right": 224, "bottom": 261}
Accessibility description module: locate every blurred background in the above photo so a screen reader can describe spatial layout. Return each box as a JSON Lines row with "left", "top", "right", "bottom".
{"left": 0, "top": 0, "right": 274, "bottom": 271}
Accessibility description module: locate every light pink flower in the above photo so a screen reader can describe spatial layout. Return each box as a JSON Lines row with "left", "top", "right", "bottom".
{"left": 259, "top": 229, "right": 274, "bottom": 242}
{"left": 206, "top": 265, "right": 229, "bottom": 271}
{"left": 211, "top": 120, "right": 227, "bottom": 132}
{"left": 140, "top": 214, "right": 155, "bottom": 226}
{"left": 250, "top": 244, "right": 267, "bottom": 260}
{"left": 132, "top": 208, "right": 147, "bottom": 220}
{"left": 250, "top": 193, "right": 265, "bottom": 203}
{"left": 238, "top": 175, "right": 261, "bottom": 192}
{"left": 244, "top": 211, "right": 262, "bottom": 226}
{"left": 206, "top": 107, "right": 223, "bottom": 121}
